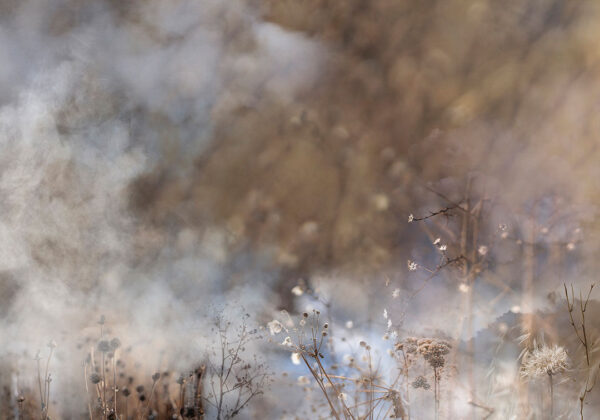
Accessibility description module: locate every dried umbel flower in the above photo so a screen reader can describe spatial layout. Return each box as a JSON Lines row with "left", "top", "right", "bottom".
{"left": 400, "top": 337, "right": 419, "bottom": 354}
{"left": 152, "top": 372, "right": 161, "bottom": 382}
{"left": 90, "top": 373, "right": 101, "bottom": 384}
{"left": 521, "top": 345, "right": 568, "bottom": 378}
{"left": 122, "top": 387, "right": 131, "bottom": 397}
{"left": 417, "top": 338, "right": 451, "bottom": 369}
{"left": 411, "top": 376, "right": 431, "bottom": 390}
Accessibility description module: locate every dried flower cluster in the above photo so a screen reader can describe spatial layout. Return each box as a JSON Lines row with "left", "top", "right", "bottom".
{"left": 521, "top": 345, "right": 568, "bottom": 379}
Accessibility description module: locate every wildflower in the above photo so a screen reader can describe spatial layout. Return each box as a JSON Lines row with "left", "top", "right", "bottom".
{"left": 267, "top": 320, "right": 283, "bottom": 335}
{"left": 411, "top": 376, "right": 431, "bottom": 390}
{"left": 291, "top": 286, "right": 304, "bottom": 296}
{"left": 383, "top": 309, "right": 388, "bottom": 319}
{"left": 281, "top": 336, "right": 293, "bottom": 346}
{"left": 345, "top": 320, "right": 354, "bottom": 329}
{"left": 521, "top": 345, "right": 568, "bottom": 378}
{"left": 478, "top": 245, "right": 488, "bottom": 256}
{"left": 387, "top": 319, "right": 392, "bottom": 329}
{"left": 458, "top": 283, "right": 469, "bottom": 293}
{"left": 566, "top": 242, "right": 576, "bottom": 251}
{"left": 407, "top": 260, "right": 418, "bottom": 271}
{"left": 338, "top": 392, "right": 348, "bottom": 402}
{"left": 299, "top": 319, "right": 306, "bottom": 327}
{"left": 439, "top": 244, "right": 447, "bottom": 251}
{"left": 408, "top": 214, "right": 414, "bottom": 223}
{"left": 291, "top": 352, "right": 301, "bottom": 365}
{"left": 433, "top": 238, "right": 441, "bottom": 245}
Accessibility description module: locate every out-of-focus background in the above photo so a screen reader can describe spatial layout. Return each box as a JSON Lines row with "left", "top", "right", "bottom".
{"left": 1, "top": 0, "right": 600, "bottom": 418}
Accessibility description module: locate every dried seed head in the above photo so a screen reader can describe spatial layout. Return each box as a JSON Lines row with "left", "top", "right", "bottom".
{"left": 521, "top": 345, "right": 568, "bottom": 378}
{"left": 411, "top": 376, "right": 430, "bottom": 390}
{"left": 110, "top": 338, "right": 121, "bottom": 350}
{"left": 97, "top": 340, "right": 110, "bottom": 353}
{"left": 90, "top": 373, "right": 101, "bottom": 384}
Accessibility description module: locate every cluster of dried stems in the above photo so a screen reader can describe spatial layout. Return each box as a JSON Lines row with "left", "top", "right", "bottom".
{"left": 271, "top": 309, "right": 453, "bottom": 420}
{"left": 80, "top": 314, "right": 210, "bottom": 420}
{"left": 565, "top": 283, "right": 598, "bottom": 420}
{"left": 35, "top": 341, "right": 56, "bottom": 420}
{"left": 204, "top": 313, "right": 272, "bottom": 420}
{"left": 8, "top": 312, "right": 269, "bottom": 420}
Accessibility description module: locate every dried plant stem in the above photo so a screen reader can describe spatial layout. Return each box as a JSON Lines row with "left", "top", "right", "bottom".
{"left": 36, "top": 357, "right": 44, "bottom": 417}
{"left": 113, "top": 355, "right": 118, "bottom": 418}
{"left": 564, "top": 283, "right": 596, "bottom": 420}
{"left": 84, "top": 364, "right": 93, "bottom": 420}
{"left": 434, "top": 367, "right": 440, "bottom": 420}
{"left": 548, "top": 373, "right": 553, "bottom": 418}
{"left": 102, "top": 351, "right": 107, "bottom": 420}
{"left": 315, "top": 355, "right": 355, "bottom": 419}
{"left": 300, "top": 353, "right": 341, "bottom": 420}
{"left": 194, "top": 366, "right": 205, "bottom": 419}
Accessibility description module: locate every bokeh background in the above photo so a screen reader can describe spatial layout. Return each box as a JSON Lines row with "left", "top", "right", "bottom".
{"left": 1, "top": 0, "right": 600, "bottom": 418}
